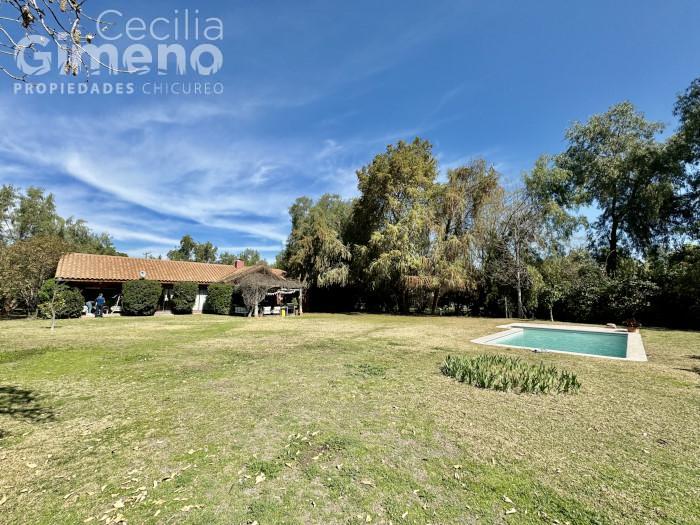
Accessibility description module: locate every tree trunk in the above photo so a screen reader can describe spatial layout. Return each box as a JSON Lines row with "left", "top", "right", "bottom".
{"left": 504, "top": 296, "right": 509, "bottom": 318}
{"left": 607, "top": 200, "right": 619, "bottom": 276}
{"left": 430, "top": 289, "right": 440, "bottom": 315}
{"left": 515, "top": 266, "right": 524, "bottom": 319}
{"left": 549, "top": 305, "right": 554, "bottom": 323}
{"left": 253, "top": 303, "right": 259, "bottom": 317}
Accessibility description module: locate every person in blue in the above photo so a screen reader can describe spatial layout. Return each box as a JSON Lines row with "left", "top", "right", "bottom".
{"left": 95, "top": 293, "right": 106, "bottom": 317}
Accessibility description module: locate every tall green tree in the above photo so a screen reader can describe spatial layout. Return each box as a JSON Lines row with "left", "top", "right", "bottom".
{"left": 549, "top": 102, "right": 674, "bottom": 275}
{"left": 236, "top": 248, "right": 263, "bottom": 266}
{"left": 349, "top": 138, "right": 437, "bottom": 312}
{"left": 167, "top": 235, "right": 198, "bottom": 261}
{"left": 193, "top": 242, "right": 218, "bottom": 263}
{"left": 280, "top": 194, "right": 352, "bottom": 288}
{"left": 671, "top": 77, "right": 700, "bottom": 238}
{"left": 0, "top": 185, "right": 119, "bottom": 254}
{"left": 0, "top": 236, "right": 71, "bottom": 315}
{"left": 424, "top": 159, "right": 500, "bottom": 313}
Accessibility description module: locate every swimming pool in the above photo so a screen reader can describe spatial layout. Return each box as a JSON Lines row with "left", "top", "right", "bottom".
{"left": 471, "top": 324, "right": 647, "bottom": 361}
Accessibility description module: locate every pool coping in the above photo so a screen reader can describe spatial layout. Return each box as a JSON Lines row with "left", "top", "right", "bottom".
{"left": 471, "top": 323, "right": 647, "bottom": 362}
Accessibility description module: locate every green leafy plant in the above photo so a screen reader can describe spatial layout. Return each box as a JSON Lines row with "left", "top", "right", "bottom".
{"left": 122, "top": 280, "right": 162, "bottom": 316}
{"left": 204, "top": 284, "right": 233, "bottom": 315}
{"left": 440, "top": 354, "right": 580, "bottom": 394}
{"left": 38, "top": 279, "right": 84, "bottom": 329}
{"left": 171, "top": 282, "right": 198, "bottom": 314}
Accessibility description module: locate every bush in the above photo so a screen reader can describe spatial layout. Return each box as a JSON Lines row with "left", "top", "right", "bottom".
{"left": 440, "top": 354, "right": 580, "bottom": 394}
{"left": 122, "top": 280, "right": 162, "bottom": 316}
{"left": 60, "top": 287, "right": 85, "bottom": 318}
{"left": 204, "top": 283, "right": 233, "bottom": 315}
{"left": 37, "top": 279, "right": 84, "bottom": 319}
{"left": 171, "top": 282, "right": 198, "bottom": 314}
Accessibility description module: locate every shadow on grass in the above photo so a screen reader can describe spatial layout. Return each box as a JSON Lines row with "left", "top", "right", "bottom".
{"left": 0, "top": 385, "right": 55, "bottom": 430}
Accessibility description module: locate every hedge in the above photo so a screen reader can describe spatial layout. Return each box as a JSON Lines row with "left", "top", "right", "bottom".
{"left": 123, "top": 280, "right": 162, "bottom": 316}
{"left": 204, "top": 283, "right": 233, "bottom": 315}
{"left": 172, "top": 282, "right": 198, "bottom": 314}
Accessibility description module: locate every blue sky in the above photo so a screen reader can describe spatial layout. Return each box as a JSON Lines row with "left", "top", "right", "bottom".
{"left": 1, "top": 0, "right": 699, "bottom": 259}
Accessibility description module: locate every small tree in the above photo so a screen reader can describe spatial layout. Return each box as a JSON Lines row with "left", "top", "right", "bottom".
{"left": 122, "top": 280, "right": 162, "bottom": 316}
{"left": 238, "top": 274, "right": 272, "bottom": 317}
{"left": 38, "top": 279, "right": 68, "bottom": 332}
{"left": 171, "top": 282, "right": 198, "bottom": 314}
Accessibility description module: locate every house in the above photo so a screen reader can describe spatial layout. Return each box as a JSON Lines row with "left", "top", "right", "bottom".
{"left": 54, "top": 253, "right": 303, "bottom": 314}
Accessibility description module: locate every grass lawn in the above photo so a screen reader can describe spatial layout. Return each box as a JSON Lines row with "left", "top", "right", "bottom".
{"left": 0, "top": 314, "right": 698, "bottom": 524}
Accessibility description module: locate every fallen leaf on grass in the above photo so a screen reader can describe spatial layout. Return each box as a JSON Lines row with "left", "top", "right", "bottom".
{"left": 503, "top": 495, "right": 513, "bottom": 504}
{"left": 0, "top": 495, "right": 8, "bottom": 506}
{"left": 359, "top": 479, "right": 375, "bottom": 487}
{"left": 505, "top": 508, "right": 517, "bottom": 515}
{"left": 255, "top": 472, "right": 266, "bottom": 484}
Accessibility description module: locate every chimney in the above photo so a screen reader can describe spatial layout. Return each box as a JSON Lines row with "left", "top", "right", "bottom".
{"left": 234, "top": 259, "right": 245, "bottom": 269}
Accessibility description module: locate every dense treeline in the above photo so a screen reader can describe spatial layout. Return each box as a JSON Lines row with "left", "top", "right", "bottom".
{"left": 0, "top": 186, "right": 122, "bottom": 316}
{"left": 278, "top": 79, "right": 700, "bottom": 328}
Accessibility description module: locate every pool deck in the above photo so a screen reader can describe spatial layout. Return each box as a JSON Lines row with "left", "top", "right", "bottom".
{"left": 471, "top": 323, "right": 647, "bottom": 362}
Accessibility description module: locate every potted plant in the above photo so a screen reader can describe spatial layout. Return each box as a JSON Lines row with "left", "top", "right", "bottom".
{"left": 624, "top": 318, "right": 641, "bottom": 333}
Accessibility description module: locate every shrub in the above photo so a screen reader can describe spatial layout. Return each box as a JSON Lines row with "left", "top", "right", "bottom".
{"left": 122, "top": 280, "right": 162, "bottom": 316}
{"left": 60, "top": 287, "right": 85, "bottom": 318}
{"left": 171, "top": 282, "right": 198, "bottom": 314}
{"left": 204, "top": 283, "right": 233, "bottom": 315}
{"left": 440, "top": 354, "right": 580, "bottom": 394}
{"left": 38, "top": 279, "right": 84, "bottom": 319}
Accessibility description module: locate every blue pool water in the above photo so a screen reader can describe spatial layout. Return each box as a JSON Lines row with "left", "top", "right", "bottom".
{"left": 490, "top": 328, "right": 628, "bottom": 358}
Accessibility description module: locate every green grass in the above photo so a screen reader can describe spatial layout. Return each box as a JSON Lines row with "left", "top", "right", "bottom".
{"left": 0, "top": 314, "right": 698, "bottom": 524}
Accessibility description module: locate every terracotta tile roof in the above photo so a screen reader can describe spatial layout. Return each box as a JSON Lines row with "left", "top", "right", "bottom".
{"left": 55, "top": 253, "right": 243, "bottom": 284}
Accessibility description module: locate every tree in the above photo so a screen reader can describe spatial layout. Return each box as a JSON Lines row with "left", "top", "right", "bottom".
{"left": 524, "top": 155, "right": 586, "bottom": 251}
{"left": 280, "top": 195, "right": 352, "bottom": 289}
{"left": 193, "top": 241, "right": 218, "bottom": 263}
{"left": 671, "top": 77, "right": 700, "bottom": 239}
{"left": 167, "top": 235, "right": 198, "bottom": 261}
{"left": 0, "top": 1, "right": 115, "bottom": 81}
{"left": 0, "top": 235, "right": 70, "bottom": 315}
{"left": 349, "top": 138, "right": 437, "bottom": 312}
{"left": 236, "top": 249, "right": 263, "bottom": 266}
{"left": 538, "top": 252, "right": 579, "bottom": 322}
{"left": 38, "top": 279, "right": 68, "bottom": 331}
{"left": 424, "top": 159, "right": 500, "bottom": 313}
{"left": 167, "top": 236, "right": 219, "bottom": 263}
{"left": 554, "top": 102, "right": 675, "bottom": 275}
{"left": 495, "top": 193, "right": 543, "bottom": 318}
{"left": 238, "top": 274, "right": 271, "bottom": 317}
{"left": 0, "top": 185, "right": 119, "bottom": 254}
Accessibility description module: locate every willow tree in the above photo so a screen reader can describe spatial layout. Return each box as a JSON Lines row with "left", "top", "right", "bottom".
{"left": 280, "top": 194, "right": 352, "bottom": 289}
{"left": 424, "top": 159, "right": 501, "bottom": 313}
{"left": 349, "top": 138, "right": 437, "bottom": 312}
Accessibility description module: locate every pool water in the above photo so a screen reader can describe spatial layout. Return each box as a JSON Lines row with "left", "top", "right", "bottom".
{"left": 490, "top": 328, "right": 628, "bottom": 358}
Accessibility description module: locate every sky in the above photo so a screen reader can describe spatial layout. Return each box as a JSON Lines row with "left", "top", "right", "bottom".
{"left": 0, "top": 0, "right": 699, "bottom": 260}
